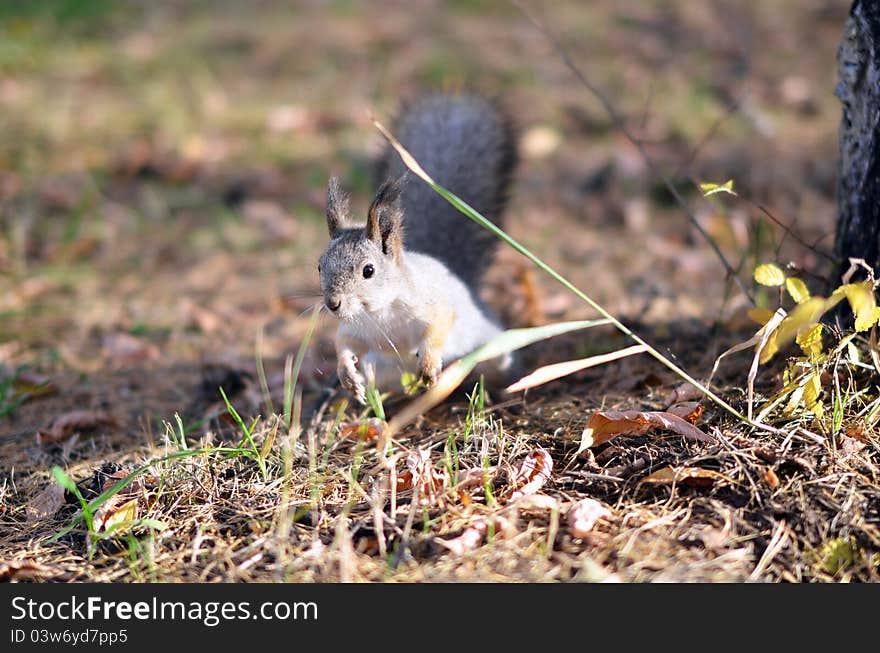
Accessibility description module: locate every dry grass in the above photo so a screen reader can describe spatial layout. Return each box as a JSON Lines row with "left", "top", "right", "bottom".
{"left": 4, "top": 324, "right": 880, "bottom": 583}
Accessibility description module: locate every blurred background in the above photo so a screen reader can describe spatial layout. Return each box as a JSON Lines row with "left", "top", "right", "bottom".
{"left": 0, "top": 0, "right": 848, "bottom": 381}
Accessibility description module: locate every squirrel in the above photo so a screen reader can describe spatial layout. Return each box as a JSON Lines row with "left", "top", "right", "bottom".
{"left": 318, "top": 93, "right": 518, "bottom": 404}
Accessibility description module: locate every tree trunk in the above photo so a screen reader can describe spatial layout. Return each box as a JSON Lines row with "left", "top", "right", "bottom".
{"left": 834, "top": 0, "right": 880, "bottom": 284}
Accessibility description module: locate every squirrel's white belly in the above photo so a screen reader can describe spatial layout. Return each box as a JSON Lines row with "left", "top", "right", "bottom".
{"left": 354, "top": 301, "right": 423, "bottom": 387}
{"left": 358, "top": 300, "right": 425, "bottom": 355}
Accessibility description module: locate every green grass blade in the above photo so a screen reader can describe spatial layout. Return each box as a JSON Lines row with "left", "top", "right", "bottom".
{"left": 219, "top": 386, "right": 267, "bottom": 481}
{"left": 387, "top": 319, "right": 609, "bottom": 435}
{"left": 285, "top": 305, "right": 321, "bottom": 431}
{"left": 49, "top": 446, "right": 247, "bottom": 543}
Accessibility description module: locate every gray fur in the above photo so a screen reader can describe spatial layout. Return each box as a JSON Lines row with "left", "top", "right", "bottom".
{"left": 375, "top": 93, "right": 517, "bottom": 288}
{"left": 325, "top": 176, "right": 350, "bottom": 236}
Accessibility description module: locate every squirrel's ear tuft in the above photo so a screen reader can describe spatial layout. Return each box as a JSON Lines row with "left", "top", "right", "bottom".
{"left": 366, "top": 177, "right": 405, "bottom": 261}
{"left": 326, "top": 176, "right": 350, "bottom": 237}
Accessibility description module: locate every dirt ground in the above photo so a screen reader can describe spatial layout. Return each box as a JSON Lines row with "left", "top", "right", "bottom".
{"left": 3, "top": 0, "right": 878, "bottom": 583}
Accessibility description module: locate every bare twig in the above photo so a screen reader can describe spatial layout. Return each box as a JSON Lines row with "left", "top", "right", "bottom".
{"left": 514, "top": 0, "right": 755, "bottom": 305}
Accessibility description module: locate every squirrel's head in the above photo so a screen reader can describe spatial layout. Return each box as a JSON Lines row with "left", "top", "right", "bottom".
{"left": 318, "top": 176, "right": 405, "bottom": 320}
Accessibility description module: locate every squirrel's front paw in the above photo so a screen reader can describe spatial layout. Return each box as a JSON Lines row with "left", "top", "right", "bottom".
{"left": 338, "top": 358, "right": 366, "bottom": 404}
{"left": 417, "top": 352, "right": 442, "bottom": 387}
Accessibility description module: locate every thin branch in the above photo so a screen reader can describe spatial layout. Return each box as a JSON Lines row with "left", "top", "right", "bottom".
{"left": 754, "top": 203, "right": 836, "bottom": 264}
{"left": 514, "top": 0, "right": 755, "bottom": 305}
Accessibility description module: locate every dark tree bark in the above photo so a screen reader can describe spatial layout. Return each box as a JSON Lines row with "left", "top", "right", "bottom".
{"left": 834, "top": 0, "right": 880, "bottom": 284}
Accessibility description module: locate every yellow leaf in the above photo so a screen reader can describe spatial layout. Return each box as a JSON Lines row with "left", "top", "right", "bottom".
{"left": 783, "top": 383, "right": 805, "bottom": 417}
{"left": 748, "top": 307, "right": 775, "bottom": 325}
{"left": 100, "top": 498, "right": 138, "bottom": 533}
{"left": 399, "top": 371, "right": 421, "bottom": 395}
{"left": 785, "top": 277, "right": 811, "bottom": 304}
{"left": 858, "top": 306, "right": 880, "bottom": 332}
{"left": 773, "top": 297, "right": 830, "bottom": 347}
{"left": 699, "top": 179, "right": 736, "bottom": 197}
{"left": 754, "top": 263, "right": 785, "bottom": 287}
{"left": 833, "top": 281, "right": 880, "bottom": 332}
{"left": 758, "top": 329, "right": 780, "bottom": 364}
{"left": 796, "top": 323, "right": 824, "bottom": 361}
{"left": 819, "top": 537, "right": 856, "bottom": 575}
{"left": 804, "top": 373, "right": 823, "bottom": 418}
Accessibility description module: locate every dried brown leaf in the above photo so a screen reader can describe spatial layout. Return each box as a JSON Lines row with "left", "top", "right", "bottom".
{"left": 665, "top": 382, "right": 704, "bottom": 406}
{"left": 567, "top": 498, "right": 612, "bottom": 538}
{"left": 101, "top": 332, "right": 159, "bottom": 366}
{"left": 339, "top": 417, "right": 387, "bottom": 442}
{"left": 405, "top": 449, "right": 449, "bottom": 505}
{"left": 578, "top": 410, "right": 713, "bottom": 452}
{"left": 514, "top": 493, "right": 561, "bottom": 512}
{"left": 762, "top": 467, "right": 780, "bottom": 490}
{"left": 666, "top": 402, "right": 703, "bottom": 423}
{"left": 394, "top": 470, "right": 414, "bottom": 493}
{"left": 100, "top": 468, "right": 156, "bottom": 495}
{"left": 25, "top": 482, "right": 65, "bottom": 523}
{"left": 436, "top": 515, "right": 516, "bottom": 556}
{"left": 35, "top": 410, "right": 117, "bottom": 444}
{"left": 510, "top": 447, "right": 553, "bottom": 498}
{"left": 640, "top": 466, "right": 730, "bottom": 488}
{"left": 13, "top": 371, "right": 57, "bottom": 399}
{"left": 455, "top": 466, "right": 497, "bottom": 490}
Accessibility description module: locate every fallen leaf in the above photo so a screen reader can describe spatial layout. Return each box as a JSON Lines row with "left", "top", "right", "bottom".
{"left": 837, "top": 434, "right": 866, "bottom": 456}
{"left": 13, "top": 370, "right": 57, "bottom": 399}
{"left": 510, "top": 448, "right": 553, "bottom": 498}
{"left": 405, "top": 449, "right": 449, "bottom": 505}
{"left": 640, "top": 466, "right": 730, "bottom": 489}
{"left": 25, "top": 482, "right": 65, "bottom": 523}
{"left": 35, "top": 410, "right": 117, "bottom": 444}
{"left": 339, "top": 417, "right": 387, "bottom": 442}
{"left": 578, "top": 410, "right": 713, "bottom": 452}
{"left": 394, "top": 469, "right": 414, "bottom": 493}
{"left": 0, "top": 560, "right": 61, "bottom": 582}
{"left": 102, "top": 332, "right": 160, "bottom": 366}
{"left": 455, "top": 466, "right": 497, "bottom": 490}
{"left": 182, "top": 299, "right": 223, "bottom": 333}
{"left": 567, "top": 498, "right": 612, "bottom": 538}
{"left": 762, "top": 467, "right": 780, "bottom": 489}
{"left": 514, "top": 493, "right": 561, "bottom": 512}
{"left": 94, "top": 497, "right": 138, "bottom": 533}
{"left": 666, "top": 401, "right": 703, "bottom": 423}
{"left": 436, "top": 515, "right": 516, "bottom": 555}
{"left": 665, "top": 382, "right": 703, "bottom": 406}
{"left": 100, "top": 468, "right": 157, "bottom": 495}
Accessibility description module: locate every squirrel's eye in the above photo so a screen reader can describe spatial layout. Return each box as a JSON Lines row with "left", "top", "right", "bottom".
{"left": 363, "top": 264, "right": 374, "bottom": 279}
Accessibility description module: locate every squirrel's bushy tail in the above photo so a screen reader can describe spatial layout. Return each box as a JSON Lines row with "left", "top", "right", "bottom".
{"left": 376, "top": 93, "right": 517, "bottom": 288}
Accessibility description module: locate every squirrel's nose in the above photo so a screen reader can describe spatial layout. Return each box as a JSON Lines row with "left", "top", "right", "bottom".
{"left": 326, "top": 296, "right": 342, "bottom": 312}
